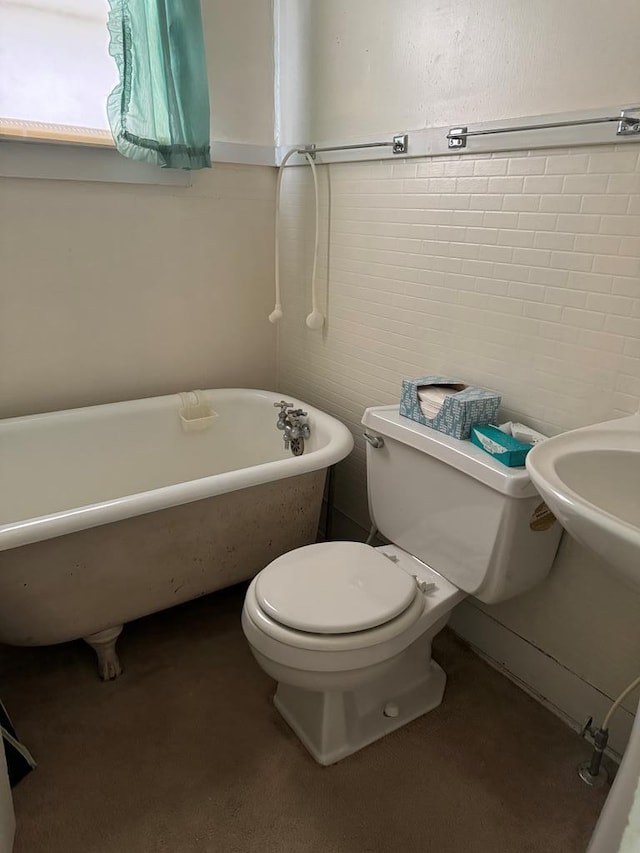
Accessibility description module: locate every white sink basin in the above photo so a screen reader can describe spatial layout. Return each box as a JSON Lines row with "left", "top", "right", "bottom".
{"left": 526, "top": 413, "right": 640, "bottom": 590}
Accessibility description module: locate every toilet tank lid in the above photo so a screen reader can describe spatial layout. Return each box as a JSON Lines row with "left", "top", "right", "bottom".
{"left": 362, "top": 405, "right": 538, "bottom": 498}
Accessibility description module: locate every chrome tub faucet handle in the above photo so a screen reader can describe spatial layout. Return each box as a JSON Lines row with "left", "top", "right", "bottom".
{"left": 274, "top": 401, "right": 311, "bottom": 455}
{"left": 274, "top": 400, "right": 294, "bottom": 430}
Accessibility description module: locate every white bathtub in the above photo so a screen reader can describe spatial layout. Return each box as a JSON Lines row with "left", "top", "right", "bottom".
{"left": 0, "top": 389, "right": 353, "bottom": 678}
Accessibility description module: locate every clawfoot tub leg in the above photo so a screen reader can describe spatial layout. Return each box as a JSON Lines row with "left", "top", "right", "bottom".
{"left": 83, "top": 625, "right": 124, "bottom": 680}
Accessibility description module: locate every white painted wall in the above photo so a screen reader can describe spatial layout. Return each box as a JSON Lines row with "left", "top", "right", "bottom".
{"left": 0, "top": 164, "right": 276, "bottom": 417}
{"left": 0, "top": 0, "right": 278, "bottom": 418}
{"left": 276, "top": 0, "right": 312, "bottom": 147}
{"left": 276, "top": 0, "right": 640, "bottom": 738}
{"left": 205, "top": 0, "right": 275, "bottom": 146}
{"left": 279, "top": 0, "right": 640, "bottom": 145}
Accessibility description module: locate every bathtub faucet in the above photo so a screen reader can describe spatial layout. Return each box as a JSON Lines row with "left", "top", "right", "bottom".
{"left": 274, "top": 401, "right": 311, "bottom": 455}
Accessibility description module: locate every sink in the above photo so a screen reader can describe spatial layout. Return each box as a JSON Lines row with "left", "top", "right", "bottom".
{"left": 528, "top": 415, "right": 640, "bottom": 852}
{"left": 526, "top": 413, "right": 640, "bottom": 590}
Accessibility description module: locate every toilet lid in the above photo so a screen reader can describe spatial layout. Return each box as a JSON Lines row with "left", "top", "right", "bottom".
{"left": 255, "top": 542, "right": 418, "bottom": 634}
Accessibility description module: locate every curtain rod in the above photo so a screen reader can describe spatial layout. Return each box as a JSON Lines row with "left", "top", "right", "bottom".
{"left": 447, "top": 108, "right": 640, "bottom": 149}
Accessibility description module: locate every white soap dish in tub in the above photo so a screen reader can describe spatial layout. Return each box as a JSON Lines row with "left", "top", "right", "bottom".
{"left": 178, "top": 390, "right": 218, "bottom": 432}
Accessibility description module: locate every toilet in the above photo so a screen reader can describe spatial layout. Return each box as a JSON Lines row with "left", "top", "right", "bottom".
{"left": 242, "top": 404, "right": 562, "bottom": 765}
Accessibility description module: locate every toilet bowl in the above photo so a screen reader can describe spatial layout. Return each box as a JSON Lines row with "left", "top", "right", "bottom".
{"left": 242, "top": 404, "right": 563, "bottom": 765}
{"left": 242, "top": 542, "right": 464, "bottom": 764}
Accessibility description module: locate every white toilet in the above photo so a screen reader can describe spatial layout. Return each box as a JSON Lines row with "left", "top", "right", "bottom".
{"left": 242, "top": 405, "right": 562, "bottom": 765}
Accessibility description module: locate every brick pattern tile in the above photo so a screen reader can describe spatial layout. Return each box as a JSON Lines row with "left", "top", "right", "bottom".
{"left": 277, "top": 144, "right": 640, "bottom": 523}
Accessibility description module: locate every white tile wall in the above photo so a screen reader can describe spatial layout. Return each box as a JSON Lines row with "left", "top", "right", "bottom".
{"left": 277, "top": 142, "right": 640, "bottom": 717}
{"left": 278, "top": 143, "right": 640, "bottom": 526}
{"left": 278, "top": 138, "right": 640, "bottom": 716}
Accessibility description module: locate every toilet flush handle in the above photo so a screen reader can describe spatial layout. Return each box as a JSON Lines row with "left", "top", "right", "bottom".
{"left": 363, "top": 431, "right": 384, "bottom": 449}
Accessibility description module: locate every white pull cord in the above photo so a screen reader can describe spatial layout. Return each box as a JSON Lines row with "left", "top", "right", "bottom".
{"left": 303, "top": 151, "right": 324, "bottom": 330}
{"left": 269, "top": 148, "right": 324, "bottom": 330}
{"left": 269, "top": 147, "right": 296, "bottom": 323}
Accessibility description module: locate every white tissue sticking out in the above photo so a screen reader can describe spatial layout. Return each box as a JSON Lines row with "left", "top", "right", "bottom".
{"left": 499, "top": 421, "right": 548, "bottom": 445}
{"left": 475, "top": 432, "right": 509, "bottom": 454}
{"left": 511, "top": 423, "right": 548, "bottom": 445}
{"left": 417, "top": 384, "right": 464, "bottom": 420}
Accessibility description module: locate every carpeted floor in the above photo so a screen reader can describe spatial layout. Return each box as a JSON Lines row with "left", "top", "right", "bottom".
{"left": 2, "top": 584, "right": 609, "bottom": 853}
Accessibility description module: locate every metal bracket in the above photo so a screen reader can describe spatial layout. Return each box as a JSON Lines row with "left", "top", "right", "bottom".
{"left": 617, "top": 108, "right": 640, "bottom": 137}
{"left": 302, "top": 144, "right": 317, "bottom": 160}
{"left": 448, "top": 127, "right": 467, "bottom": 149}
{"left": 392, "top": 134, "right": 408, "bottom": 154}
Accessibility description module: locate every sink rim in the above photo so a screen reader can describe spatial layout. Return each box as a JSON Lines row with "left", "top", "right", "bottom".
{"left": 526, "top": 414, "right": 640, "bottom": 546}
{"left": 553, "top": 447, "right": 639, "bottom": 531}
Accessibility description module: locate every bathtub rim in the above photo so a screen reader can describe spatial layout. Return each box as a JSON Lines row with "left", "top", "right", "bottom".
{"left": 0, "top": 388, "right": 354, "bottom": 552}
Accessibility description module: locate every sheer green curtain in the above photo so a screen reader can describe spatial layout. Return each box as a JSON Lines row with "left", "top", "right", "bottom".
{"left": 107, "top": 0, "right": 211, "bottom": 169}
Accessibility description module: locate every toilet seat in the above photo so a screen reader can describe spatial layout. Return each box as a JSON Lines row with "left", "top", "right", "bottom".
{"left": 243, "top": 543, "right": 465, "bottom": 674}
{"left": 242, "top": 543, "right": 465, "bottom": 689}
{"left": 255, "top": 541, "right": 419, "bottom": 634}
{"left": 245, "top": 573, "right": 427, "bottom": 655}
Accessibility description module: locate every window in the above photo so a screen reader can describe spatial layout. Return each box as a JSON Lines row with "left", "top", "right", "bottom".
{"left": 0, "top": 0, "right": 118, "bottom": 146}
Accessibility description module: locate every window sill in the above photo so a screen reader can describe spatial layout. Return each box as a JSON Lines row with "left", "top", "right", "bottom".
{"left": 0, "top": 119, "right": 116, "bottom": 148}
{"left": 0, "top": 137, "right": 192, "bottom": 187}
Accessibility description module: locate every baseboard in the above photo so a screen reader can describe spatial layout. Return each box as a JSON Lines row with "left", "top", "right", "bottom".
{"left": 449, "top": 600, "right": 634, "bottom": 760}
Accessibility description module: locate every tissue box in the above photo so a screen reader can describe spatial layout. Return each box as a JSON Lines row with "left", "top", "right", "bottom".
{"left": 470, "top": 424, "right": 533, "bottom": 467}
{"left": 399, "top": 376, "right": 501, "bottom": 440}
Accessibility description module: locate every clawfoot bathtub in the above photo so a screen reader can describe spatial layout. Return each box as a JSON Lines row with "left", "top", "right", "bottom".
{"left": 0, "top": 389, "right": 353, "bottom": 679}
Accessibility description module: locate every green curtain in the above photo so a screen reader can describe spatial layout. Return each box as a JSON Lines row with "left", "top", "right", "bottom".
{"left": 107, "top": 0, "right": 211, "bottom": 170}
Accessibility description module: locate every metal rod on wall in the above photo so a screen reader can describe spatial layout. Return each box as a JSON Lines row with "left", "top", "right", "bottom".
{"left": 297, "top": 134, "right": 408, "bottom": 158}
{"left": 447, "top": 108, "right": 640, "bottom": 149}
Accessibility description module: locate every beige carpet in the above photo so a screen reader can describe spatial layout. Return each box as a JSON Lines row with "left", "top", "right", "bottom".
{"left": 2, "top": 585, "right": 609, "bottom": 853}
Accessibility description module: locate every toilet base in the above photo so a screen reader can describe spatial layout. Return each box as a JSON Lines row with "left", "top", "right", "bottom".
{"left": 273, "top": 640, "right": 447, "bottom": 766}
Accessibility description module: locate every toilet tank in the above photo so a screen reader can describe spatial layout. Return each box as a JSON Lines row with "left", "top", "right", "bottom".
{"left": 361, "top": 406, "right": 562, "bottom": 604}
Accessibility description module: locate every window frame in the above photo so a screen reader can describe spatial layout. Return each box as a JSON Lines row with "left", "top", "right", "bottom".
{"left": 0, "top": 0, "right": 190, "bottom": 185}
{"left": 0, "top": 137, "right": 193, "bottom": 186}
